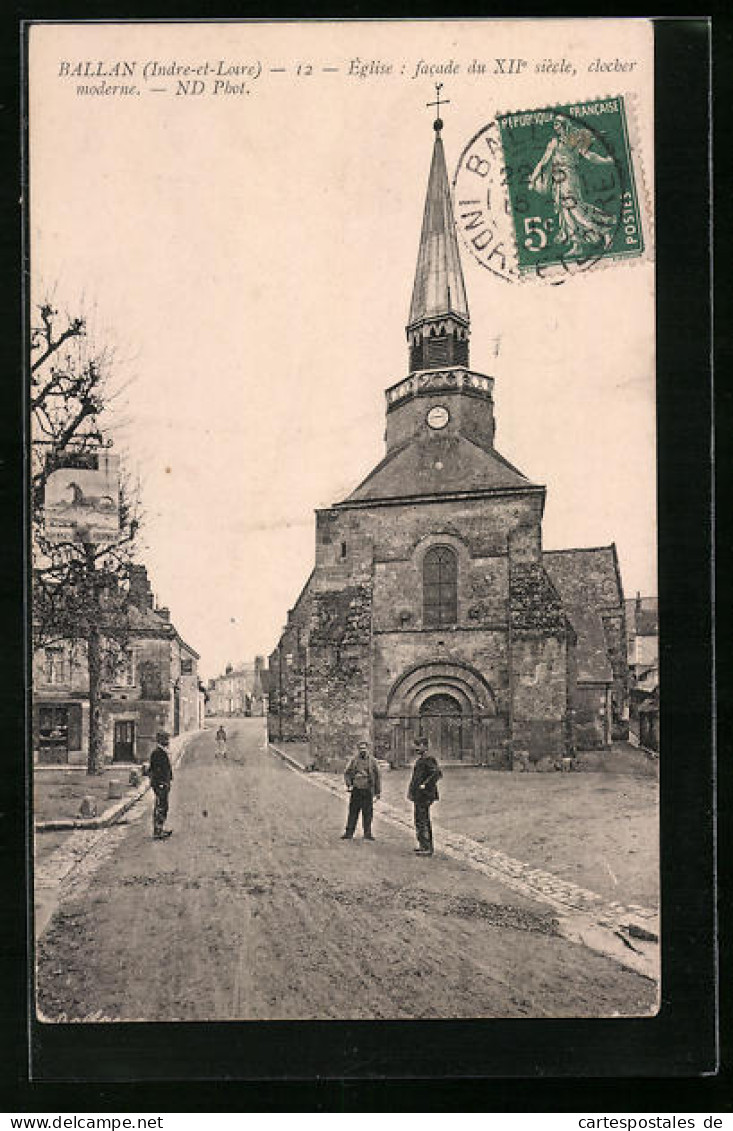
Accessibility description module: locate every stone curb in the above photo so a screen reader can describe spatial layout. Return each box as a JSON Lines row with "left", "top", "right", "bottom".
{"left": 34, "top": 730, "right": 201, "bottom": 833}
{"left": 268, "top": 742, "right": 312, "bottom": 773}
{"left": 268, "top": 742, "right": 659, "bottom": 977}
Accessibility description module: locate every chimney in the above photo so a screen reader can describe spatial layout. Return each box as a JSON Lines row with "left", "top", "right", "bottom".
{"left": 129, "top": 564, "right": 153, "bottom": 610}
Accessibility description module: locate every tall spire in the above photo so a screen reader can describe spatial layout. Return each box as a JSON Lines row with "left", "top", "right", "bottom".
{"left": 407, "top": 89, "right": 470, "bottom": 373}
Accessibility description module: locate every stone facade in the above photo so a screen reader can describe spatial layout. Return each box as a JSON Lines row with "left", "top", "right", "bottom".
{"left": 268, "top": 479, "right": 585, "bottom": 769}
{"left": 267, "top": 117, "right": 626, "bottom": 771}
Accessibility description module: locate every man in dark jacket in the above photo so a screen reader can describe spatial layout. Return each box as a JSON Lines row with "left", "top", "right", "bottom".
{"left": 408, "top": 736, "right": 442, "bottom": 856}
{"left": 148, "top": 730, "right": 174, "bottom": 840}
{"left": 341, "top": 740, "right": 381, "bottom": 841}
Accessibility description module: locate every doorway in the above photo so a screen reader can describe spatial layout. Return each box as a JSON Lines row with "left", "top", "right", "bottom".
{"left": 113, "top": 720, "right": 135, "bottom": 762}
{"left": 418, "top": 693, "right": 467, "bottom": 761}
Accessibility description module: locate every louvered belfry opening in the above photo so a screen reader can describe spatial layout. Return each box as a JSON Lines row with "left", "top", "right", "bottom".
{"left": 409, "top": 326, "right": 469, "bottom": 372}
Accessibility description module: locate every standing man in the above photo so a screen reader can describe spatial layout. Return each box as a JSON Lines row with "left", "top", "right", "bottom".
{"left": 215, "top": 724, "right": 228, "bottom": 759}
{"left": 148, "top": 730, "right": 174, "bottom": 840}
{"left": 408, "top": 736, "right": 442, "bottom": 856}
{"left": 341, "top": 740, "right": 381, "bottom": 841}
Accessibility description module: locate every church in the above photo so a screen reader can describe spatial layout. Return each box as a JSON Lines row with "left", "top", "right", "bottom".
{"left": 267, "top": 111, "right": 627, "bottom": 771}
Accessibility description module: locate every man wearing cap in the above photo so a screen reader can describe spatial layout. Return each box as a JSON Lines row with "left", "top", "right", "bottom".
{"left": 408, "top": 736, "right": 443, "bottom": 856}
{"left": 148, "top": 730, "right": 174, "bottom": 840}
{"left": 341, "top": 740, "right": 381, "bottom": 841}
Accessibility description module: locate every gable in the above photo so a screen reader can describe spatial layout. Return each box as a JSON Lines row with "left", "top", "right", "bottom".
{"left": 543, "top": 546, "right": 623, "bottom": 611}
{"left": 342, "top": 433, "right": 536, "bottom": 504}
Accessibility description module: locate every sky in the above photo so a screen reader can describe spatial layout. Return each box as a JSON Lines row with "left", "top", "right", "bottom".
{"left": 29, "top": 19, "right": 656, "bottom": 680}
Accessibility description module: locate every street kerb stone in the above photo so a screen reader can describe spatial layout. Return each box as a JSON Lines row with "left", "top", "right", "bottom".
{"left": 268, "top": 743, "right": 659, "bottom": 982}
{"left": 34, "top": 730, "right": 200, "bottom": 940}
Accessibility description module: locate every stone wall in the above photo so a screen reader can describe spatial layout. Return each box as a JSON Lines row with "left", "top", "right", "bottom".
{"left": 509, "top": 562, "right": 571, "bottom": 758}
{"left": 267, "top": 578, "right": 313, "bottom": 744}
{"left": 314, "top": 496, "right": 542, "bottom": 566}
{"left": 308, "top": 581, "right": 373, "bottom": 771}
{"left": 372, "top": 552, "right": 509, "bottom": 633}
{"left": 573, "top": 684, "right": 612, "bottom": 749}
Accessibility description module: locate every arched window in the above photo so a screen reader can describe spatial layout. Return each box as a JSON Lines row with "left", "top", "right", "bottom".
{"left": 423, "top": 545, "right": 458, "bottom": 628}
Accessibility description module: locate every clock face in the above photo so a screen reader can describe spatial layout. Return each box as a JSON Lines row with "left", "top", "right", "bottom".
{"left": 427, "top": 405, "right": 450, "bottom": 430}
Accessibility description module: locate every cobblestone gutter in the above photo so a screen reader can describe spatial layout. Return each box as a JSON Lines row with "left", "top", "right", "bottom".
{"left": 269, "top": 742, "right": 660, "bottom": 984}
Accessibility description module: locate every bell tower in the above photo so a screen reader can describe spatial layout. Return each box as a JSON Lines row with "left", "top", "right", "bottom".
{"left": 384, "top": 87, "right": 496, "bottom": 455}
{"left": 406, "top": 85, "right": 470, "bottom": 372}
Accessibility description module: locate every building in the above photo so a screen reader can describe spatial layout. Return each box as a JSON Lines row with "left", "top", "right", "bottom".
{"left": 206, "top": 656, "right": 268, "bottom": 717}
{"left": 267, "top": 113, "right": 627, "bottom": 771}
{"left": 544, "top": 548, "right": 628, "bottom": 747}
{"left": 33, "top": 564, "right": 202, "bottom": 766}
{"left": 625, "top": 593, "right": 659, "bottom": 749}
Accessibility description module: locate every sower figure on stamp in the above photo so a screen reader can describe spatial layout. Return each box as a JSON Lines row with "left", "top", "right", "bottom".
{"left": 341, "top": 740, "right": 381, "bottom": 841}
{"left": 408, "top": 736, "right": 443, "bottom": 857}
{"left": 215, "top": 724, "right": 227, "bottom": 759}
{"left": 528, "top": 115, "right": 616, "bottom": 256}
{"left": 148, "top": 730, "right": 174, "bottom": 840}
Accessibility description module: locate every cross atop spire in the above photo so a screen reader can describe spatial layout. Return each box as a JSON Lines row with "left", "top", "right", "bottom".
{"left": 426, "top": 82, "right": 449, "bottom": 132}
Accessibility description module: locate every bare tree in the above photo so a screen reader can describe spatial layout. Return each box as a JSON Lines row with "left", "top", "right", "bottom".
{"left": 31, "top": 301, "right": 141, "bottom": 773}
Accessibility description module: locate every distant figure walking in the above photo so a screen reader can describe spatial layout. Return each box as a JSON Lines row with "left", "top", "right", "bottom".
{"left": 408, "top": 736, "right": 443, "bottom": 857}
{"left": 341, "top": 740, "right": 381, "bottom": 841}
{"left": 215, "top": 725, "right": 228, "bottom": 759}
{"left": 148, "top": 730, "right": 174, "bottom": 840}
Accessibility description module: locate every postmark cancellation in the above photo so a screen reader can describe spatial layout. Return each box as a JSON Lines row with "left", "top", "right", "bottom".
{"left": 454, "top": 95, "right": 647, "bottom": 282}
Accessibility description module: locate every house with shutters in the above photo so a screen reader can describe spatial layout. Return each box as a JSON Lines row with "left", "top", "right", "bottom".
{"left": 32, "top": 564, "right": 202, "bottom": 767}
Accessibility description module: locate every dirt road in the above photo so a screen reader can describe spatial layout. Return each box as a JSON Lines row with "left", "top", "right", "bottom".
{"left": 36, "top": 720, "right": 657, "bottom": 1021}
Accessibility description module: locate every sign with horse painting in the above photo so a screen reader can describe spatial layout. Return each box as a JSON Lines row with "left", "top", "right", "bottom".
{"left": 43, "top": 452, "right": 121, "bottom": 545}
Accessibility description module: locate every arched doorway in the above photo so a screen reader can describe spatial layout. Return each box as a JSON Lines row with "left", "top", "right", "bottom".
{"left": 383, "top": 660, "right": 508, "bottom": 765}
{"left": 418, "top": 692, "right": 465, "bottom": 761}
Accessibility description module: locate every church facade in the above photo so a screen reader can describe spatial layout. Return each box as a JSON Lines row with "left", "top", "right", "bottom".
{"left": 267, "top": 116, "right": 627, "bottom": 771}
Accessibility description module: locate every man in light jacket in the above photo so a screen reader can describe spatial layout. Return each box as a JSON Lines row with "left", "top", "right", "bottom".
{"left": 341, "top": 740, "right": 381, "bottom": 841}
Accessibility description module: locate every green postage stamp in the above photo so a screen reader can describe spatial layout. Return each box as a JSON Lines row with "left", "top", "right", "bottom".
{"left": 496, "top": 96, "right": 644, "bottom": 275}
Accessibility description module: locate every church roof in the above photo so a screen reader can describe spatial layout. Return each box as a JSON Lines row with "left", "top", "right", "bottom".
{"left": 340, "top": 432, "right": 537, "bottom": 505}
{"left": 564, "top": 606, "right": 614, "bottom": 684}
{"left": 543, "top": 546, "right": 624, "bottom": 611}
{"left": 543, "top": 546, "right": 624, "bottom": 686}
{"left": 408, "top": 129, "right": 469, "bottom": 329}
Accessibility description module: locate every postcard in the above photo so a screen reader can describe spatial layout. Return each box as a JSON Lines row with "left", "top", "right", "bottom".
{"left": 29, "top": 19, "right": 661, "bottom": 1035}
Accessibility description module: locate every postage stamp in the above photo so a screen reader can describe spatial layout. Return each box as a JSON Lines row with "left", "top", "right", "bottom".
{"left": 454, "top": 95, "right": 646, "bottom": 281}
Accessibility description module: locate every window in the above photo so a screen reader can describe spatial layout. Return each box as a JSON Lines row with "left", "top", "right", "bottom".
{"left": 114, "top": 648, "right": 135, "bottom": 687}
{"left": 181, "top": 658, "right": 193, "bottom": 675}
{"left": 423, "top": 545, "right": 458, "bottom": 628}
{"left": 44, "top": 647, "right": 66, "bottom": 685}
